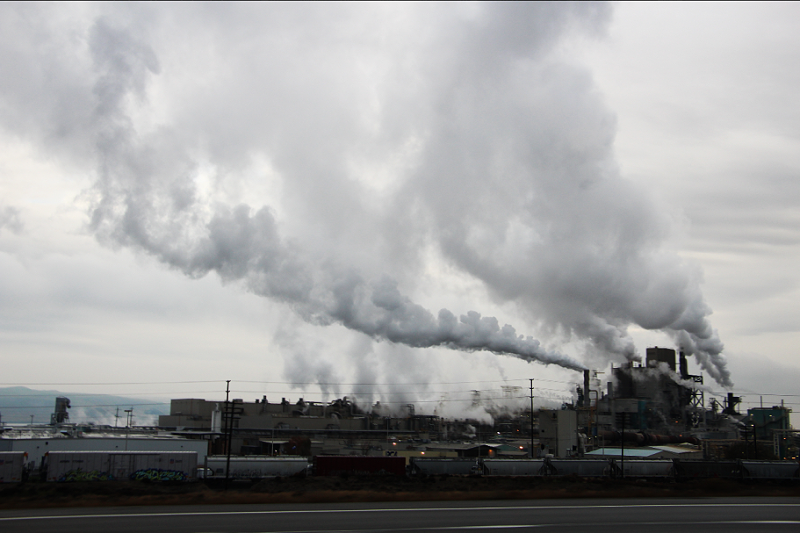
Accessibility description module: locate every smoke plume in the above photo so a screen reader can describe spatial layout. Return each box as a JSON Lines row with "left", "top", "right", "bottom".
{"left": 0, "top": 3, "right": 732, "bottom": 386}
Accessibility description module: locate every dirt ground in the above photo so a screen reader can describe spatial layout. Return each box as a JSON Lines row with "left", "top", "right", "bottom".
{"left": 2, "top": 475, "right": 799, "bottom": 509}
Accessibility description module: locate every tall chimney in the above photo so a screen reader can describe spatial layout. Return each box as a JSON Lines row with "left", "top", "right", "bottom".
{"left": 608, "top": 382, "right": 615, "bottom": 421}
{"left": 679, "top": 350, "right": 688, "bottom": 379}
{"left": 584, "top": 370, "right": 591, "bottom": 408}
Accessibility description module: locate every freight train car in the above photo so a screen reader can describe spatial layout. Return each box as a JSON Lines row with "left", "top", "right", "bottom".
{"left": 618, "top": 460, "right": 674, "bottom": 478}
{"left": 314, "top": 455, "right": 406, "bottom": 476}
{"left": 741, "top": 460, "right": 799, "bottom": 480}
{"left": 44, "top": 451, "right": 197, "bottom": 482}
{"left": 473, "top": 458, "right": 799, "bottom": 481}
{"left": 547, "top": 459, "right": 610, "bottom": 477}
{"left": 410, "top": 458, "right": 480, "bottom": 475}
{"left": 482, "top": 459, "right": 545, "bottom": 476}
{"left": 673, "top": 459, "right": 741, "bottom": 480}
{"left": 203, "top": 456, "right": 309, "bottom": 479}
{"left": 0, "top": 452, "right": 27, "bottom": 483}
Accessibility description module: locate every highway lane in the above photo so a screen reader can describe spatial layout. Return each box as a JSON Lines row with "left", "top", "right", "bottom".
{"left": 1, "top": 498, "right": 799, "bottom": 532}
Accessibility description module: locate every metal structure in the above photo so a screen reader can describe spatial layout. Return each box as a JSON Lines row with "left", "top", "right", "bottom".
{"left": 50, "top": 397, "right": 70, "bottom": 425}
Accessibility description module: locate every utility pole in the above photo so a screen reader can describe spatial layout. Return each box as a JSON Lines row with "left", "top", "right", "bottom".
{"left": 124, "top": 408, "right": 133, "bottom": 451}
{"left": 744, "top": 424, "right": 750, "bottom": 459}
{"left": 753, "top": 423, "right": 758, "bottom": 460}
{"left": 620, "top": 412, "right": 626, "bottom": 479}
{"left": 529, "top": 379, "right": 535, "bottom": 458}
{"left": 224, "top": 380, "right": 231, "bottom": 491}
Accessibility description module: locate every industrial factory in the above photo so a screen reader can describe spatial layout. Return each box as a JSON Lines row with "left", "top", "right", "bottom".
{"left": 1, "top": 346, "right": 797, "bottom": 483}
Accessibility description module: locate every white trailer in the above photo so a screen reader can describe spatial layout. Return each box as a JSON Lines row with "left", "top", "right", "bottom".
{"left": 44, "top": 451, "right": 197, "bottom": 482}
{"left": 0, "top": 452, "right": 27, "bottom": 483}
{"left": 204, "top": 456, "right": 309, "bottom": 479}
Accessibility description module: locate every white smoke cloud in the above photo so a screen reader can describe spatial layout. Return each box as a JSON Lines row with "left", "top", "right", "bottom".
{"left": 0, "top": 205, "right": 23, "bottom": 235}
{"left": 0, "top": 3, "right": 732, "bottom": 387}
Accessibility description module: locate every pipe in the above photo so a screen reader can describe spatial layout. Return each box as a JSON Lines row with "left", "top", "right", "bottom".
{"left": 597, "top": 430, "right": 699, "bottom": 446}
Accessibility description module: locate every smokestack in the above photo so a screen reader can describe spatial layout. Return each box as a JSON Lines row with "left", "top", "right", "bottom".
{"left": 679, "top": 350, "right": 688, "bottom": 379}
{"left": 608, "top": 381, "right": 615, "bottom": 421}
{"left": 50, "top": 397, "right": 70, "bottom": 425}
{"left": 584, "top": 370, "right": 591, "bottom": 408}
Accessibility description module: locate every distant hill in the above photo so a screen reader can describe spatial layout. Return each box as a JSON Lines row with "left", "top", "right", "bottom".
{"left": 0, "top": 386, "right": 169, "bottom": 426}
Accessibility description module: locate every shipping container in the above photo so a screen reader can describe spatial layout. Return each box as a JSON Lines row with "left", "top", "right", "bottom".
{"left": 314, "top": 455, "right": 406, "bottom": 476}
{"left": 0, "top": 452, "right": 27, "bottom": 483}
{"left": 204, "top": 456, "right": 309, "bottom": 479}
{"left": 482, "top": 459, "right": 545, "bottom": 476}
{"left": 44, "top": 451, "right": 197, "bottom": 482}
{"left": 410, "top": 458, "right": 480, "bottom": 475}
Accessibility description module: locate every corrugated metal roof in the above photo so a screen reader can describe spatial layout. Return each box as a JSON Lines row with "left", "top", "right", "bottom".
{"left": 585, "top": 447, "right": 660, "bottom": 458}
{"left": 650, "top": 445, "right": 700, "bottom": 454}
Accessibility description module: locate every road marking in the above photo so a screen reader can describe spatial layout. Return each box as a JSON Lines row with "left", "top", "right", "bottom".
{"left": 210, "top": 521, "right": 800, "bottom": 533}
{"left": 1, "top": 502, "right": 799, "bottom": 522}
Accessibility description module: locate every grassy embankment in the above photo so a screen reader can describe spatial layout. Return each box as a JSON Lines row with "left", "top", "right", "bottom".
{"left": 2, "top": 475, "right": 799, "bottom": 509}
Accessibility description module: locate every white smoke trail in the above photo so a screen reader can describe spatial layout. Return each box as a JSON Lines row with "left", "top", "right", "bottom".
{"left": 0, "top": 3, "right": 732, "bottom": 386}
{"left": 84, "top": 18, "right": 586, "bottom": 372}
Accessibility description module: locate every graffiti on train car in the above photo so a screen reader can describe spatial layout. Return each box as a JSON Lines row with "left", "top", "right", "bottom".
{"left": 129, "top": 468, "right": 189, "bottom": 482}
{"left": 58, "top": 469, "right": 115, "bottom": 482}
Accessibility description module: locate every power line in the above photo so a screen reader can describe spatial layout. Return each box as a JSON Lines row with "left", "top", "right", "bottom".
{"left": 234, "top": 378, "right": 572, "bottom": 386}
{"left": 0, "top": 402, "right": 170, "bottom": 410}
{"left": 0, "top": 380, "right": 223, "bottom": 386}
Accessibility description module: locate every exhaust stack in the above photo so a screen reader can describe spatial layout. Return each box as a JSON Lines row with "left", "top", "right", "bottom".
{"left": 679, "top": 350, "right": 689, "bottom": 379}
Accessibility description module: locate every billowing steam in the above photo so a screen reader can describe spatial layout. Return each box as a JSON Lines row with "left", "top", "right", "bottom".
{"left": 1, "top": 4, "right": 731, "bottom": 386}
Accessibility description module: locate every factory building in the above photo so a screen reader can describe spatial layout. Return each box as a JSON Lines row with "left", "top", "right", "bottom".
{"left": 159, "top": 396, "right": 440, "bottom": 435}
{"left": 4, "top": 347, "right": 795, "bottom": 462}
{"left": 157, "top": 396, "right": 444, "bottom": 457}
{"left": 582, "top": 347, "right": 719, "bottom": 436}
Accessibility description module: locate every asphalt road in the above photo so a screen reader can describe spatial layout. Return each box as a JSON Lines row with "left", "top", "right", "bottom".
{"left": 1, "top": 498, "right": 799, "bottom": 532}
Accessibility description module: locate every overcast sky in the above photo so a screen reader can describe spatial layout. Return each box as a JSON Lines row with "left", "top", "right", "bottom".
{"left": 1, "top": 2, "right": 798, "bottom": 420}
